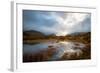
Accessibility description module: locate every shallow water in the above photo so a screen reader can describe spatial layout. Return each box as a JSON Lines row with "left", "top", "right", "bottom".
{"left": 23, "top": 41, "right": 86, "bottom": 60}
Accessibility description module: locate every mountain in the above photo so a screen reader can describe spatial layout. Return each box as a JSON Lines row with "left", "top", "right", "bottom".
{"left": 65, "top": 32, "right": 91, "bottom": 44}
{"left": 23, "top": 30, "right": 90, "bottom": 44}
{"left": 66, "top": 32, "right": 90, "bottom": 36}
{"left": 23, "top": 30, "right": 46, "bottom": 40}
{"left": 23, "top": 30, "right": 45, "bottom": 36}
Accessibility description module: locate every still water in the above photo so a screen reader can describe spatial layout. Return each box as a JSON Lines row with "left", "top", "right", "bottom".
{"left": 23, "top": 41, "right": 85, "bottom": 60}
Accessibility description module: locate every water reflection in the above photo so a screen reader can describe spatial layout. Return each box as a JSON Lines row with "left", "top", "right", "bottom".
{"left": 23, "top": 41, "right": 85, "bottom": 60}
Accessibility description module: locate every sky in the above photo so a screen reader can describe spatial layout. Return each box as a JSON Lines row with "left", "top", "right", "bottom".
{"left": 23, "top": 10, "right": 91, "bottom": 36}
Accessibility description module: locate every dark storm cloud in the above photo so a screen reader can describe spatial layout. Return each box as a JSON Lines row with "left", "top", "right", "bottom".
{"left": 23, "top": 10, "right": 91, "bottom": 36}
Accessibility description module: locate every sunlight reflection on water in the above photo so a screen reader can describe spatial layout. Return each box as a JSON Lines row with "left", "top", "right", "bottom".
{"left": 23, "top": 41, "right": 85, "bottom": 60}
{"left": 50, "top": 42, "right": 85, "bottom": 60}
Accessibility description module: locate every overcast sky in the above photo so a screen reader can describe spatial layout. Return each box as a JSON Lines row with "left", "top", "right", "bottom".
{"left": 23, "top": 10, "right": 91, "bottom": 36}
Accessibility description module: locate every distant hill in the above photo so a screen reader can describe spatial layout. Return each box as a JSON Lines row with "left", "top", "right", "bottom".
{"left": 67, "top": 32, "right": 90, "bottom": 36}
{"left": 65, "top": 32, "right": 91, "bottom": 44}
{"left": 23, "top": 30, "right": 46, "bottom": 40}
{"left": 23, "top": 30, "right": 90, "bottom": 44}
